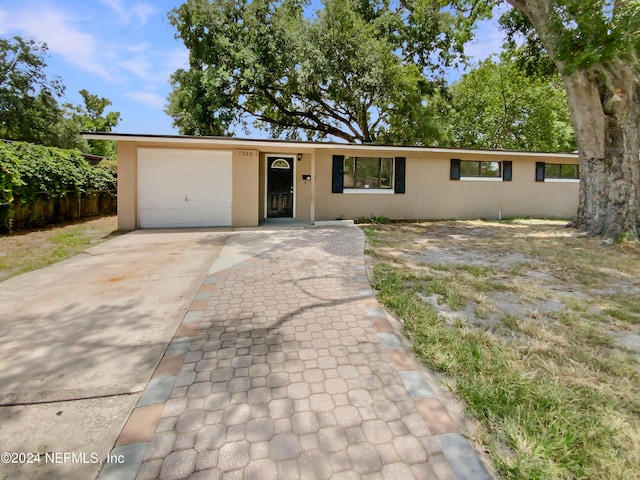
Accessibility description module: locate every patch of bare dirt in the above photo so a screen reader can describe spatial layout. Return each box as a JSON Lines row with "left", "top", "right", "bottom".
{"left": 365, "top": 220, "right": 640, "bottom": 358}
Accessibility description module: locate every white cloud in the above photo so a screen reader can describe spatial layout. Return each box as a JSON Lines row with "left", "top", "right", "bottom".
{"left": 132, "top": 3, "right": 155, "bottom": 26}
{"left": 464, "top": 4, "right": 511, "bottom": 63}
{"left": 7, "top": 6, "right": 110, "bottom": 79}
{"left": 118, "top": 48, "right": 188, "bottom": 82}
{"left": 0, "top": 10, "right": 7, "bottom": 34}
{"left": 98, "top": 0, "right": 127, "bottom": 22}
{"left": 99, "top": 0, "right": 155, "bottom": 25}
{"left": 159, "top": 48, "right": 189, "bottom": 79}
{"left": 3, "top": 3, "right": 168, "bottom": 84}
{"left": 464, "top": 27, "right": 503, "bottom": 62}
{"left": 120, "top": 58, "right": 153, "bottom": 80}
{"left": 124, "top": 91, "right": 165, "bottom": 109}
{"left": 128, "top": 41, "right": 151, "bottom": 53}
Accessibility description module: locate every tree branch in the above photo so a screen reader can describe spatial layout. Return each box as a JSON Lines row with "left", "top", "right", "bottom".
{"left": 250, "top": 90, "right": 357, "bottom": 142}
{"left": 310, "top": 96, "right": 363, "bottom": 140}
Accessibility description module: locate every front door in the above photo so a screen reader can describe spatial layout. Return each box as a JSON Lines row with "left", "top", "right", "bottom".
{"left": 267, "top": 156, "right": 294, "bottom": 218}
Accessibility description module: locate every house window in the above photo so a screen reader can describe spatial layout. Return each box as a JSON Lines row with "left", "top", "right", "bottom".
{"left": 545, "top": 163, "right": 579, "bottom": 179}
{"left": 450, "top": 159, "right": 512, "bottom": 181}
{"left": 460, "top": 160, "right": 501, "bottom": 178}
{"left": 344, "top": 157, "right": 393, "bottom": 190}
{"left": 271, "top": 159, "right": 291, "bottom": 169}
{"left": 536, "top": 162, "right": 579, "bottom": 182}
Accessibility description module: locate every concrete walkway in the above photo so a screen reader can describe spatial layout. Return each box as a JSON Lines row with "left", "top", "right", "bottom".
{"left": 101, "top": 225, "right": 493, "bottom": 480}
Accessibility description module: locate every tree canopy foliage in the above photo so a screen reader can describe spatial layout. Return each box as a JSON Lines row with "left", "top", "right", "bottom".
{"left": 0, "top": 36, "right": 63, "bottom": 146}
{"left": 167, "top": 0, "right": 482, "bottom": 144}
{"left": 0, "top": 35, "right": 120, "bottom": 157}
{"left": 63, "top": 89, "right": 121, "bottom": 157}
{"left": 431, "top": 49, "right": 576, "bottom": 151}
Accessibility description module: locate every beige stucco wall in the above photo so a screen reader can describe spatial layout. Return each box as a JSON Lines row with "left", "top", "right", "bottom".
{"left": 115, "top": 139, "right": 578, "bottom": 229}
{"left": 232, "top": 150, "right": 259, "bottom": 227}
{"left": 116, "top": 141, "right": 137, "bottom": 230}
{"left": 313, "top": 149, "right": 579, "bottom": 221}
{"left": 295, "top": 153, "right": 312, "bottom": 222}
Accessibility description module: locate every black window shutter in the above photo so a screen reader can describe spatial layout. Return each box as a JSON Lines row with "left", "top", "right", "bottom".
{"left": 503, "top": 161, "right": 512, "bottom": 181}
{"left": 332, "top": 155, "right": 344, "bottom": 193}
{"left": 535, "top": 162, "right": 545, "bottom": 182}
{"left": 394, "top": 157, "right": 406, "bottom": 194}
{"left": 450, "top": 158, "right": 461, "bottom": 180}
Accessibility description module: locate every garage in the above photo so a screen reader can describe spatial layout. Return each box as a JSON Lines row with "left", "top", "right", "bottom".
{"left": 137, "top": 148, "right": 232, "bottom": 228}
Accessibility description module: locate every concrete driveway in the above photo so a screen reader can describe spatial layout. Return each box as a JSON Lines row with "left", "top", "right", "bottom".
{"left": 0, "top": 229, "right": 229, "bottom": 480}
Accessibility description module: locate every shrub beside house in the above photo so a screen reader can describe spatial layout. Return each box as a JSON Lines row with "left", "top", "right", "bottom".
{"left": 0, "top": 140, "right": 117, "bottom": 231}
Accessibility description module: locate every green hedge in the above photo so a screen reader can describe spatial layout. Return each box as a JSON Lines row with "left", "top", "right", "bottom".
{"left": 0, "top": 141, "right": 116, "bottom": 229}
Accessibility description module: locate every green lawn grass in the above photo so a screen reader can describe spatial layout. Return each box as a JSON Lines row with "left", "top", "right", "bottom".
{"left": 0, "top": 216, "right": 119, "bottom": 281}
{"left": 363, "top": 220, "right": 640, "bottom": 480}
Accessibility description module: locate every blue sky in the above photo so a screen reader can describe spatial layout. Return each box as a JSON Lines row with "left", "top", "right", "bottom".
{"left": 0, "top": 0, "right": 508, "bottom": 136}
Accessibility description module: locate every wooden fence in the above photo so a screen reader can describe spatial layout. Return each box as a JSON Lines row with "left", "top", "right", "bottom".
{"left": 2, "top": 191, "right": 116, "bottom": 232}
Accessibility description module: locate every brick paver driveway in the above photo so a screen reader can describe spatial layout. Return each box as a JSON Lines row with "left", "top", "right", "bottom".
{"left": 103, "top": 225, "right": 492, "bottom": 480}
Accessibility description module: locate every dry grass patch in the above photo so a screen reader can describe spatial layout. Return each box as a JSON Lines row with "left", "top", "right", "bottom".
{"left": 0, "top": 216, "right": 120, "bottom": 281}
{"left": 363, "top": 220, "right": 640, "bottom": 480}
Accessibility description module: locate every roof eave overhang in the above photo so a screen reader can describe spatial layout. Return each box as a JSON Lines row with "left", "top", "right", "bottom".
{"left": 82, "top": 132, "right": 579, "bottom": 159}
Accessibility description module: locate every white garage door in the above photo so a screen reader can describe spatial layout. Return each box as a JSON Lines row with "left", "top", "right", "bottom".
{"left": 138, "top": 148, "right": 232, "bottom": 228}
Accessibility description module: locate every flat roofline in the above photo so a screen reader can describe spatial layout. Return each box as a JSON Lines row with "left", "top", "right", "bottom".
{"left": 82, "top": 132, "right": 579, "bottom": 158}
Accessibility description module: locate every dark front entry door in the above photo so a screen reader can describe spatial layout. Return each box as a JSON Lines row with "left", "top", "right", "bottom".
{"left": 267, "top": 156, "right": 294, "bottom": 218}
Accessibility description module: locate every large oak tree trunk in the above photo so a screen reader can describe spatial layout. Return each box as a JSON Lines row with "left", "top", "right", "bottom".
{"left": 564, "top": 68, "right": 640, "bottom": 241}
{"left": 508, "top": 0, "right": 640, "bottom": 241}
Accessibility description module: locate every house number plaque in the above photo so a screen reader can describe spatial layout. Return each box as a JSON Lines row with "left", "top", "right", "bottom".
{"left": 237, "top": 150, "right": 257, "bottom": 158}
